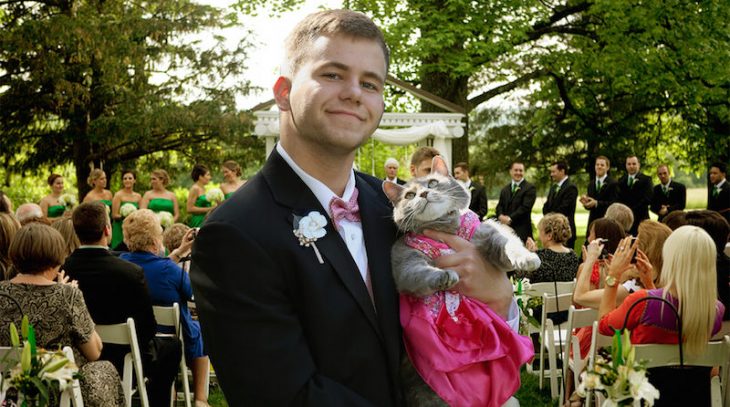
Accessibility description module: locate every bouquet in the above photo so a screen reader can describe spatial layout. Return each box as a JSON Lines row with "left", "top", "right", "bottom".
{"left": 1, "top": 316, "right": 79, "bottom": 407}
{"left": 156, "top": 211, "right": 174, "bottom": 229}
{"left": 511, "top": 277, "right": 541, "bottom": 334}
{"left": 57, "top": 194, "right": 77, "bottom": 210}
{"left": 577, "top": 329, "right": 660, "bottom": 406}
{"left": 119, "top": 203, "right": 137, "bottom": 218}
{"left": 206, "top": 188, "right": 224, "bottom": 204}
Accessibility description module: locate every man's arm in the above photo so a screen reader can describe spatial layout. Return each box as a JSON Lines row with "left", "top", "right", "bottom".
{"left": 191, "top": 222, "right": 375, "bottom": 406}
{"left": 475, "top": 187, "right": 488, "bottom": 219}
{"left": 670, "top": 183, "right": 687, "bottom": 212}
{"left": 494, "top": 188, "right": 506, "bottom": 217}
{"left": 649, "top": 185, "right": 662, "bottom": 215}
{"left": 631, "top": 176, "right": 654, "bottom": 212}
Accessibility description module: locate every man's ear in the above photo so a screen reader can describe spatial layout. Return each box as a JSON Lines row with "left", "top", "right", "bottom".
{"left": 382, "top": 181, "right": 404, "bottom": 204}
{"left": 431, "top": 155, "right": 449, "bottom": 177}
{"left": 273, "top": 76, "right": 292, "bottom": 111}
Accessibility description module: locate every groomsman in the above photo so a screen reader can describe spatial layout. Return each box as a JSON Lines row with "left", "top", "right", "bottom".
{"left": 650, "top": 164, "right": 686, "bottom": 222}
{"left": 617, "top": 155, "right": 653, "bottom": 235}
{"left": 409, "top": 146, "right": 440, "bottom": 178}
{"left": 383, "top": 158, "right": 405, "bottom": 185}
{"left": 542, "top": 161, "right": 578, "bottom": 250}
{"left": 708, "top": 162, "right": 730, "bottom": 225}
{"left": 580, "top": 155, "right": 619, "bottom": 234}
{"left": 495, "top": 162, "right": 536, "bottom": 242}
{"left": 454, "top": 162, "right": 488, "bottom": 220}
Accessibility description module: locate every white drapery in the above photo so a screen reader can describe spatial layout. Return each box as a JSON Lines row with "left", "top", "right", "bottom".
{"left": 371, "top": 121, "right": 462, "bottom": 145}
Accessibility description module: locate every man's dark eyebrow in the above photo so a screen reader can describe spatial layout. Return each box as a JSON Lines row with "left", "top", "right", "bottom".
{"left": 318, "top": 61, "right": 385, "bottom": 85}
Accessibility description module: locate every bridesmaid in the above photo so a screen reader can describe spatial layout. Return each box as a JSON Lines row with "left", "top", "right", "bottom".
{"left": 187, "top": 164, "right": 214, "bottom": 228}
{"left": 111, "top": 170, "right": 142, "bottom": 249}
{"left": 82, "top": 169, "right": 113, "bottom": 215}
{"left": 39, "top": 174, "right": 67, "bottom": 221}
{"left": 221, "top": 160, "right": 245, "bottom": 199}
{"left": 140, "top": 169, "right": 179, "bottom": 223}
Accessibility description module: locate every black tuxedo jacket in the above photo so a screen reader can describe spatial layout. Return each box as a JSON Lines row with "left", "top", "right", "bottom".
{"left": 467, "top": 180, "right": 489, "bottom": 220}
{"left": 543, "top": 178, "right": 578, "bottom": 247}
{"left": 708, "top": 181, "right": 730, "bottom": 225}
{"left": 650, "top": 181, "right": 686, "bottom": 222}
{"left": 384, "top": 177, "right": 406, "bottom": 185}
{"left": 190, "top": 150, "right": 402, "bottom": 406}
{"left": 586, "top": 175, "right": 619, "bottom": 230}
{"left": 617, "top": 172, "right": 654, "bottom": 234}
{"left": 63, "top": 247, "right": 157, "bottom": 371}
{"left": 495, "top": 180, "right": 536, "bottom": 242}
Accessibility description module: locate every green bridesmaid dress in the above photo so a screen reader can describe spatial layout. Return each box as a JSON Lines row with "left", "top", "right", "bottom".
{"left": 224, "top": 192, "right": 234, "bottom": 200}
{"left": 111, "top": 201, "right": 138, "bottom": 250}
{"left": 47, "top": 204, "right": 66, "bottom": 218}
{"left": 148, "top": 197, "right": 175, "bottom": 216}
{"left": 188, "top": 194, "right": 211, "bottom": 227}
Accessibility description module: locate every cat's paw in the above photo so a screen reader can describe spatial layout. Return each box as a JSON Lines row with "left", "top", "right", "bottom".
{"left": 434, "top": 269, "right": 459, "bottom": 290}
{"left": 506, "top": 240, "right": 541, "bottom": 271}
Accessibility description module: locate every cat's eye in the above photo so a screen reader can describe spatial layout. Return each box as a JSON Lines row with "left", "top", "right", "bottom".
{"left": 404, "top": 191, "right": 416, "bottom": 199}
{"left": 427, "top": 179, "right": 438, "bottom": 188}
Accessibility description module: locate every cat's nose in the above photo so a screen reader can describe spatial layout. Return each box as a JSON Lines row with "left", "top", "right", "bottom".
{"left": 420, "top": 191, "right": 429, "bottom": 198}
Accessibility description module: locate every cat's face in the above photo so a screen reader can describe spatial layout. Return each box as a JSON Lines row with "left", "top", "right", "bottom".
{"left": 383, "top": 156, "right": 469, "bottom": 232}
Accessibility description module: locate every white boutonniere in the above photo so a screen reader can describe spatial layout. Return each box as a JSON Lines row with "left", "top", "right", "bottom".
{"left": 469, "top": 186, "right": 475, "bottom": 192}
{"left": 293, "top": 211, "right": 326, "bottom": 264}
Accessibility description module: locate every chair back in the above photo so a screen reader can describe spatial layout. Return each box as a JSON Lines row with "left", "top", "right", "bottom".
{"left": 563, "top": 306, "right": 598, "bottom": 401}
{"left": 96, "top": 318, "right": 149, "bottom": 407}
{"left": 59, "top": 346, "right": 84, "bottom": 407}
{"left": 530, "top": 281, "right": 575, "bottom": 298}
{"left": 152, "top": 304, "right": 192, "bottom": 407}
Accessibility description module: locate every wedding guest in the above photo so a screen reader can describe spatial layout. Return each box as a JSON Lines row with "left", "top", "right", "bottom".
{"left": 410, "top": 146, "right": 441, "bottom": 178}
{"left": 662, "top": 209, "right": 687, "bottom": 230}
{"left": 51, "top": 217, "right": 80, "bottom": 258}
{"left": 384, "top": 157, "right": 405, "bottom": 185}
{"left": 495, "top": 161, "right": 537, "bottom": 242}
{"left": 111, "top": 170, "right": 142, "bottom": 250}
{"left": 187, "top": 164, "right": 215, "bottom": 228}
{"left": 221, "top": 160, "right": 245, "bottom": 199}
{"left": 604, "top": 203, "right": 634, "bottom": 234}
{"left": 15, "top": 203, "right": 47, "bottom": 226}
{"left": 163, "top": 223, "right": 194, "bottom": 272}
{"left": 121, "top": 209, "right": 208, "bottom": 406}
{"left": 0, "top": 212, "right": 20, "bottom": 279}
{"left": 40, "top": 173, "right": 68, "bottom": 220}
{"left": 708, "top": 162, "right": 730, "bottom": 225}
{"left": 617, "top": 155, "right": 653, "bottom": 235}
{"left": 580, "top": 155, "right": 619, "bottom": 236}
{"left": 0, "top": 223, "right": 124, "bottom": 406}
{"left": 542, "top": 161, "right": 578, "bottom": 249}
{"left": 140, "top": 169, "right": 179, "bottom": 222}
{"left": 0, "top": 191, "right": 11, "bottom": 213}
{"left": 523, "top": 213, "right": 579, "bottom": 283}
{"left": 650, "top": 164, "right": 686, "bottom": 222}
{"left": 82, "top": 169, "right": 114, "bottom": 217}
{"left": 454, "top": 161, "right": 488, "bottom": 220}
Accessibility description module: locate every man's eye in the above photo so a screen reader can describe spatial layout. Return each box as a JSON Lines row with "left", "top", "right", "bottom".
{"left": 405, "top": 192, "right": 415, "bottom": 199}
{"left": 323, "top": 73, "right": 341, "bottom": 79}
{"left": 428, "top": 180, "right": 438, "bottom": 188}
{"left": 362, "top": 81, "right": 379, "bottom": 91}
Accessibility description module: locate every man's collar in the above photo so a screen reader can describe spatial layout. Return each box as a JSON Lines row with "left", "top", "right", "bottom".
{"left": 717, "top": 179, "right": 727, "bottom": 188}
{"left": 512, "top": 179, "right": 523, "bottom": 186}
{"left": 464, "top": 179, "right": 472, "bottom": 188}
{"left": 276, "top": 143, "right": 356, "bottom": 213}
{"left": 78, "top": 245, "right": 110, "bottom": 250}
{"left": 597, "top": 174, "right": 607, "bottom": 183}
{"left": 662, "top": 179, "right": 672, "bottom": 188}
{"left": 557, "top": 176, "right": 568, "bottom": 187}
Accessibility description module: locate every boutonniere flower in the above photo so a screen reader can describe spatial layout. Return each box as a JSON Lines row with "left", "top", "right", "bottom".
{"left": 515, "top": 187, "right": 521, "bottom": 193}
{"left": 293, "top": 211, "right": 326, "bottom": 264}
{"left": 469, "top": 186, "right": 475, "bottom": 192}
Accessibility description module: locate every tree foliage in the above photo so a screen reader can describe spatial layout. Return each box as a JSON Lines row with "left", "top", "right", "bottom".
{"left": 1, "top": 0, "right": 257, "bottom": 198}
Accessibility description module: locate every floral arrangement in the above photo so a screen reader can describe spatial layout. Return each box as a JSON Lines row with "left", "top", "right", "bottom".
{"left": 577, "top": 329, "right": 660, "bottom": 406}
{"left": 206, "top": 188, "right": 224, "bottom": 204}
{"left": 156, "top": 211, "right": 174, "bottom": 229}
{"left": 511, "top": 277, "right": 541, "bottom": 334}
{"left": 1, "top": 316, "right": 79, "bottom": 407}
{"left": 293, "top": 211, "right": 327, "bottom": 264}
{"left": 57, "top": 194, "right": 77, "bottom": 210}
{"left": 119, "top": 203, "right": 137, "bottom": 218}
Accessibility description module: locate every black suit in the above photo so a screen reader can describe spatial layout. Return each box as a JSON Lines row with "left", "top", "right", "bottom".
{"left": 650, "top": 181, "right": 686, "bottom": 222}
{"left": 190, "top": 150, "right": 402, "bottom": 406}
{"left": 585, "top": 175, "right": 619, "bottom": 233}
{"left": 384, "top": 177, "right": 406, "bottom": 185}
{"left": 708, "top": 181, "right": 730, "bottom": 225}
{"left": 617, "top": 172, "right": 653, "bottom": 235}
{"left": 543, "top": 177, "right": 578, "bottom": 250}
{"left": 467, "top": 180, "right": 489, "bottom": 220}
{"left": 495, "top": 180, "right": 536, "bottom": 242}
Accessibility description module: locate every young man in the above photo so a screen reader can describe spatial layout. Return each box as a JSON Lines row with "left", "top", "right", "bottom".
{"left": 708, "top": 162, "right": 730, "bottom": 225}
{"left": 495, "top": 162, "right": 536, "bottom": 242}
{"left": 190, "top": 10, "right": 515, "bottom": 406}
{"left": 383, "top": 157, "right": 405, "bottom": 184}
{"left": 650, "top": 164, "right": 686, "bottom": 222}
{"left": 617, "top": 155, "right": 653, "bottom": 235}
{"left": 580, "top": 155, "right": 619, "bottom": 234}
{"left": 453, "top": 162, "right": 488, "bottom": 220}
{"left": 542, "top": 161, "right": 578, "bottom": 250}
{"left": 410, "top": 146, "right": 441, "bottom": 178}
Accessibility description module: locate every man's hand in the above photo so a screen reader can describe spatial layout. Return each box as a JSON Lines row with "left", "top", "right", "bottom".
{"left": 659, "top": 205, "right": 668, "bottom": 216}
{"left": 423, "top": 229, "right": 513, "bottom": 319}
{"left": 582, "top": 197, "right": 597, "bottom": 209}
{"left": 497, "top": 214, "right": 511, "bottom": 225}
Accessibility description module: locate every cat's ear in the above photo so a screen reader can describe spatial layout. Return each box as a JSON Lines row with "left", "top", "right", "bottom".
{"left": 382, "top": 181, "right": 404, "bottom": 203}
{"left": 430, "top": 155, "right": 449, "bottom": 177}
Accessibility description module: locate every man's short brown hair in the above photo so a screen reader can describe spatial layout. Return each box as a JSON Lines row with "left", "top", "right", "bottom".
{"left": 9, "top": 223, "right": 66, "bottom": 275}
{"left": 595, "top": 155, "right": 610, "bottom": 168}
{"left": 72, "top": 202, "right": 109, "bottom": 244}
{"left": 284, "top": 9, "right": 390, "bottom": 76}
{"left": 454, "top": 162, "right": 469, "bottom": 173}
{"left": 410, "top": 146, "right": 440, "bottom": 168}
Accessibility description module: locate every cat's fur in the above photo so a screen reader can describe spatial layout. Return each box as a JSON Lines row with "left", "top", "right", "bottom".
{"left": 383, "top": 156, "right": 540, "bottom": 407}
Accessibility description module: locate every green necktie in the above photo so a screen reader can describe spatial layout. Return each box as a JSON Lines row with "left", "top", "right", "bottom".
{"left": 596, "top": 180, "right": 602, "bottom": 191}
{"left": 663, "top": 185, "right": 669, "bottom": 196}
{"left": 551, "top": 183, "right": 559, "bottom": 195}
{"left": 511, "top": 183, "right": 517, "bottom": 194}
{"left": 628, "top": 176, "right": 634, "bottom": 187}
{"left": 714, "top": 187, "right": 720, "bottom": 197}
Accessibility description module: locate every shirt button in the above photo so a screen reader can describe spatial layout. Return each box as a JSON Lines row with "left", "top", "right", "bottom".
{"left": 350, "top": 234, "right": 356, "bottom": 240}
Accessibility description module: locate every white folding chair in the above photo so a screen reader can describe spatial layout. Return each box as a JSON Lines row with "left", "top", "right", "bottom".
{"left": 562, "top": 306, "right": 598, "bottom": 404}
{"left": 539, "top": 292, "right": 573, "bottom": 399}
{"left": 529, "top": 280, "right": 576, "bottom": 297}
{"left": 59, "top": 346, "right": 84, "bottom": 407}
{"left": 96, "top": 318, "right": 149, "bottom": 407}
{"left": 153, "top": 304, "right": 192, "bottom": 407}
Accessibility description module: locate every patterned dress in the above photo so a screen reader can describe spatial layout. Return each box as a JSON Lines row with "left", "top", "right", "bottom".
{"left": 0, "top": 282, "right": 124, "bottom": 407}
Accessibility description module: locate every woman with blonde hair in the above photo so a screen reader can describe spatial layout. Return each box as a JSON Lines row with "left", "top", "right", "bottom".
{"left": 0, "top": 212, "right": 20, "bottom": 279}
{"left": 83, "top": 169, "right": 113, "bottom": 217}
{"left": 598, "top": 226, "right": 724, "bottom": 354}
{"left": 51, "top": 217, "right": 80, "bottom": 257}
{"left": 523, "top": 212, "right": 579, "bottom": 283}
{"left": 140, "top": 169, "right": 179, "bottom": 223}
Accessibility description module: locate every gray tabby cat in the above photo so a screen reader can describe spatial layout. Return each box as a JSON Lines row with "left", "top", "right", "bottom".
{"left": 382, "top": 156, "right": 539, "bottom": 407}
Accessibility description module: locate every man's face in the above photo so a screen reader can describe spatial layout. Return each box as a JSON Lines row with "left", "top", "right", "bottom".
{"left": 510, "top": 163, "right": 524, "bottom": 182}
{"left": 710, "top": 167, "right": 726, "bottom": 184}
{"left": 625, "top": 157, "right": 640, "bottom": 175}
{"left": 283, "top": 35, "right": 386, "bottom": 155}
{"left": 453, "top": 167, "right": 469, "bottom": 182}
{"left": 595, "top": 159, "right": 609, "bottom": 177}
{"left": 657, "top": 166, "right": 670, "bottom": 185}
{"left": 549, "top": 165, "right": 564, "bottom": 182}
{"left": 411, "top": 159, "right": 433, "bottom": 178}
{"left": 385, "top": 163, "right": 398, "bottom": 179}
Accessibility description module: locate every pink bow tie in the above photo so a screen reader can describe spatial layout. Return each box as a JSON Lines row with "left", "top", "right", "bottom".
{"left": 329, "top": 187, "right": 361, "bottom": 230}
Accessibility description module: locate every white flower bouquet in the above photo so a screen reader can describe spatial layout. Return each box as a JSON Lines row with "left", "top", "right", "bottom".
{"left": 510, "top": 276, "right": 541, "bottom": 333}
{"left": 156, "top": 211, "right": 174, "bottom": 229}
{"left": 57, "top": 193, "right": 77, "bottom": 210}
{"left": 119, "top": 203, "right": 137, "bottom": 218}
{"left": 206, "top": 188, "right": 224, "bottom": 203}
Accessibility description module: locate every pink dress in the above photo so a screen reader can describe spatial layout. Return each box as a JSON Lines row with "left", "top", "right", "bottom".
{"left": 401, "top": 210, "right": 534, "bottom": 407}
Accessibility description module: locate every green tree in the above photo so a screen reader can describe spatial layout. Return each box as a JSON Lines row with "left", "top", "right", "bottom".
{"left": 1, "top": 0, "right": 256, "bottom": 198}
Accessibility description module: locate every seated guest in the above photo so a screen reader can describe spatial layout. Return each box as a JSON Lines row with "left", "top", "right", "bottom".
{"left": 0, "top": 223, "right": 124, "bottom": 406}
{"left": 51, "top": 217, "right": 80, "bottom": 257}
{"left": 523, "top": 213, "right": 579, "bottom": 283}
{"left": 15, "top": 203, "right": 49, "bottom": 226}
{"left": 598, "top": 227, "right": 724, "bottom": 353}
{"left": 163, "top": 223, "right": 195, "bottom": 272}
{"left": 620, "top": 220, "right": 672, "bottom": 292}
{"left": 121, "top": 209, "right": 209, "bottom": 406}
{"left": 0, "top": 212, "right": 20, "bottom": 279}
{"left": 64, "top": 202, "right": 178, "bottom": 407}
{"left": 0, "top": 190, "right": 11, "bottom": 213}
{"left": 604, "top": 203, "right": 634, "bottom": 234}
{"left": 662, "top": 209, "right": 687, "bottom": 231}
